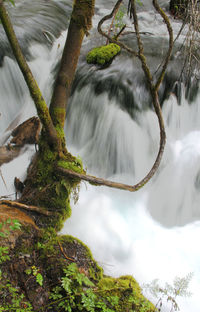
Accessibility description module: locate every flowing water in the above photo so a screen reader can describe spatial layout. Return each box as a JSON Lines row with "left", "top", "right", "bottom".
{"left": 0, "top": 1, "right": 200, "bottom": 311}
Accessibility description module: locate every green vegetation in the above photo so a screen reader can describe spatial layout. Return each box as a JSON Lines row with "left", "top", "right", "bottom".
{"left": 48, "top": 263, "right": 155, "bottom": 312}
{"left": 143, "top": 273, "right": 193, "bottom": 311}
{"left": 86, "top": 43, "right": 121, "bottom": 65}
{"left": 0, "top": 246, "right": 9, "bottom": 265}
{"left": 0, "top": 224, "right": 155, "bottom": 312}
{"left": 0, "top": 218, "right": 33, "bottom": 311}
{"left": 25, "top": 266, "right": 43, "bottom": 287}
{"left": 0, "top": 218, "right": 21, "bottom": 238}
{"left": 6, "top": 0, "right": 15, "bottom": 5}
{"left": 114, "top": 5, "right": 126, "bottom": 32}
{"left": 0, "top": 281, "right": 33, "bottom": 312}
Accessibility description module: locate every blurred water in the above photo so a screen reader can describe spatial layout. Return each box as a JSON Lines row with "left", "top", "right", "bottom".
{"left": 0, "top": 1, "right": 200, "bottom": 311}
{"left": 63, "top": 87, "right": 200, "bottom": 312}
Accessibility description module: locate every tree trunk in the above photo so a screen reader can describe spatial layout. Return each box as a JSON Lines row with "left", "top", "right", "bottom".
{"left": 0, "top": 1, "right": 163, "bottom": 309}
{"left": 0, "top": 0, "right": 95, "bottom": 231}
{"left": 49, "top": 0, "right": 95, "bottom": 129}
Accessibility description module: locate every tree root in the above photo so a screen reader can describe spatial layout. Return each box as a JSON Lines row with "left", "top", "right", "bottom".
{"left": 0, "top": 200, "right": 52, "bottom": 216}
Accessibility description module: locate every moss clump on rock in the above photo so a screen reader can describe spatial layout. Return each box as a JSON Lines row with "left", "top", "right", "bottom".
{"left": 97, "top": 276, "right": 155, "bottom": 311}
{"left": 86, "top": 43, "right": 121, "bottom": 65}
{"left": 0, "top": 225, "right": 155, "bottom": 312}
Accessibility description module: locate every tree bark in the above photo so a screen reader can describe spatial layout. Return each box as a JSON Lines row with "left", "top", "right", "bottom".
{"left": 49, "top": 0, "right": 95, "bottom": 129}
{"left": 0, "top": 1, "right": 166, "bottom": 309}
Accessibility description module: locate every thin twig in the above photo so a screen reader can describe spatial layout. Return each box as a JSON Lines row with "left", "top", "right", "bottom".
{"left": 97, "top": 0, "right": 138, "bottom": 56}
{"left": 58, "top": 240, "right": 74, "bottom": 262}
{"left": 106, "top": 1, "right": 122, "bottom": 44}
{"left": 152, "top": 0, "right": 174, "bottom": 91}
{"left": 0, "top": 168, "right": 7, "bottom": 190}
{"left": 114, "top": 24, "right": 126, "bottom": 40}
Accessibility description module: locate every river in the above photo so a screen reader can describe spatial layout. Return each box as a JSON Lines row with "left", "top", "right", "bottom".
{"left": 0, "top": 1, "right": 200, "bottom": 311}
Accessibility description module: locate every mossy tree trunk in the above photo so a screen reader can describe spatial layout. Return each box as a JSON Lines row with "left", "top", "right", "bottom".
{"left": 49, "top": 0, "right": 94, "bottom": 129}
{"left": 0, "top": 0, "right": 94, "bottom": 229}
{"left": 0, "top": 1, "right": 161, "bottom": 310}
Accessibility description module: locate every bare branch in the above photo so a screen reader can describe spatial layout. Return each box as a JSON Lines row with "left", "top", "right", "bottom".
{"left": 130, "top": 0, "right": 153, "bottom": 88}
{"left": 115, "top": 24, "right": 127, "bottom": 40}
{"left": 94, "top": 0, "right": 168, "bottom": 191}
{"left": 152, "top": 0, "right": 174, "bottom": 91}
{"left": 106, "top": 0, "right": 122, "bottom": 44}
{"left": 0, "top": 168, "right": 7, "bottom": 190}
{"left": 97, "top": 0, "right": 138, "bottom": 56}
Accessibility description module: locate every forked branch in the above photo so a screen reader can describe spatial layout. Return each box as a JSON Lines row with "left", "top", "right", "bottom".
{"left": 62, "top": 0, "right": 173, "bottom": 192}
{"left": 97, "top": 0, "right": 138, "bottom": 56}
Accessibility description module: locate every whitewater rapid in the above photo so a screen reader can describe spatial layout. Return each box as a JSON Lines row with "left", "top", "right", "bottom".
{"left": 0, "top": 1, "right": 200, "bottom": 311}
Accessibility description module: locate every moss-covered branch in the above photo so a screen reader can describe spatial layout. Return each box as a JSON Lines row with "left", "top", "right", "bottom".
{"left": 0, "top": 0, "right": 59, "bottom": 149}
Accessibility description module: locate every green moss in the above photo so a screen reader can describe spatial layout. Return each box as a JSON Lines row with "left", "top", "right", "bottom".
{"left": 25, "top": 140, "right": 85, "bottom": 230}
{"left": 37, "top": 231, "right": 103, "bottom": 281}
{"left": 23, "top": 137, "right": 79, "bottom": 230}
{"left": 86, "top": 43, "right": 121, "bottom": 65}
{"left": 38, "top": 231, "right": 153, "bottom": 311}
{"left": 1, "top": 224, "right": 155, "bottom": 312}
{"left": 58, "top": 158, "right": 84, "bottom": 174}
{"left": 52, "top": 108, "right": 66, "bottom": 129}
{"left": 97, "top": 276, "right": 155, "bottom": 312}
{"left": 59, "top": 234, "right": 103, "bottom": 281}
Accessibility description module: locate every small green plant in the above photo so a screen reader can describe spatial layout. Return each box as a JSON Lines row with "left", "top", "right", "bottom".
{"left": 114, "top": 5, "right": 126, "bottom": 32}
{"left": 143, "top": 273, "right": 193, "bottom": 312}
{"left": 113, "top": 1, "right": 142, "bottom": 35}
{"left": 0, "top": 218, "right": 21, "bottom": 238}
{"left": 25, "top": 266, "right": 43, "bottom": 286}
{"left": 8, "top": 0, "right": 15, "bottom": 4}
{"left": 0, "top": 281, "right": 33, "bottom": 311}
{"left": 0, "top": 246, "right": 10, "bottom": 265}
{"left": 49, "top": 263, "right": 116, "bottom": 312}
{"left": 136, "top": 0, "right": 143, "bottom": 6}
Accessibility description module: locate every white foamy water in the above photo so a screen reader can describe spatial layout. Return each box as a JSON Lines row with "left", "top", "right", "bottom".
{"left": 61, "top": 87, "right": 200, "bottom": 312}
{"left": 0, "top": 2, "right": 200, "bottom": 311}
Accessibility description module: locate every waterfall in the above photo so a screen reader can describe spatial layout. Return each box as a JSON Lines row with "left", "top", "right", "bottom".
{"left": 0, "top": 0, "right": 200, "bottom": 311}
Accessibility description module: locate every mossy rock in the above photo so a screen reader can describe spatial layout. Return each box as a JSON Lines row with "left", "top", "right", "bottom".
{"left": 97, "top": 276, "right": 155, "bottom": 311}
{"left": 0, "top": 225, "right": 155, "bottom": 311}
{"left": 86, "top": 43, "right": 121, "bottom": 66}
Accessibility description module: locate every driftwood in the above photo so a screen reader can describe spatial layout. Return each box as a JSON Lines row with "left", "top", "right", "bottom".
{"left": 10, "top": 116, "right": 41, "bottom": 146}
{"left": 0, "top": 116, "right": 40, "bottom": 166}
{"left": 0, "top": 145, "right": 21, "bottom": 166}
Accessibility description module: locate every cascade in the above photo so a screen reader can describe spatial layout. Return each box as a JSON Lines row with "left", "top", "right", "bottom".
{"left": 0, "top": 0, "right": 200, "bottom": 311}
